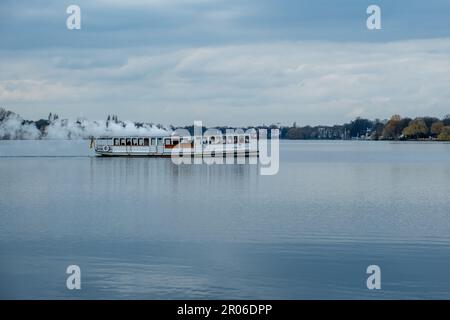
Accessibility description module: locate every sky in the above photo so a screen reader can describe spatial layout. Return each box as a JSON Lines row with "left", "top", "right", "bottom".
{"left": 1, "top": 0, "right": 450, "bottom": 126}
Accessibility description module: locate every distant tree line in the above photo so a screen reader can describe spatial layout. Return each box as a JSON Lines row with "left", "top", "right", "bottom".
{"left": 2, "top": 107, "right": 450, "bottom": 141}
{"left": 266, "top": 115, "right": 450, "bottom": 141}
{"left": 363, "top": 115, "right": 450, "bottom": 141}
{"left": 177, "top": 115, "right": 450, "bottom": 141}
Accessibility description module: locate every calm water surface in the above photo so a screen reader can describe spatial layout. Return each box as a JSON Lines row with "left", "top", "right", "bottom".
{"left": 0, "top": 140, "right": 449, "bottom": 299}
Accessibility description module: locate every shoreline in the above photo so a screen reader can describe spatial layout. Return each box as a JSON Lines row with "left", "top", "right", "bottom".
{"left": 1, "top": 138, "right": 450, "bottom": 143}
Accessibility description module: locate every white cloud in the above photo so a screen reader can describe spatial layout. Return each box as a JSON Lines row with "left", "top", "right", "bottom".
{"left": 94, "top": 0, "right": 221, "bottom": 8}
{"left": 1, "top": 39, "right": 450, "bottom": 126}
{"left": 0, "top": 80, "right": 74, "bottom": 102}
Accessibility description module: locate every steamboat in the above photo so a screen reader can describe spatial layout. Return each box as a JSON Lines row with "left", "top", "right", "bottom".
{"left": 92, "top": 133, "right": 259, "bottom": 157}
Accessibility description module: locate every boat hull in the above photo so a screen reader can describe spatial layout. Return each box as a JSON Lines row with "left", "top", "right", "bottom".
{"left": 95, "top": 150, "right": 259, "bottom": 157}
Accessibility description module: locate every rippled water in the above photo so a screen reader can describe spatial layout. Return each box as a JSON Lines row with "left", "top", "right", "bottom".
{"left": 0, "top": 140, "right": 449, "bottom": 299}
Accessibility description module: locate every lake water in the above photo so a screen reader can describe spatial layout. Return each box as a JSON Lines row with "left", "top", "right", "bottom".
{"left": 0, "top": 140, "right": 449, "bottom": 299}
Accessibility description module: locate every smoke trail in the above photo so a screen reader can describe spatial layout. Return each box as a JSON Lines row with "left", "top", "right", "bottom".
{"left": 0, "top": 108, "right": 169, "bottom": 140}
{"left": 44, "top": 118, "right": 169, "bottom": 139}
{"left": 0, "top": 108, "right": 41, "bottom": 139}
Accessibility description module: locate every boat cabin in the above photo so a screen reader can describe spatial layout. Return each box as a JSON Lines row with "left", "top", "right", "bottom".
{"left": 94, "top": 133, "right": 258, "bottom": 157}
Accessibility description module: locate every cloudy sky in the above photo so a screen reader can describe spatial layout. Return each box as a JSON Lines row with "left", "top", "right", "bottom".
{"left": 1, "top": 0, "right": 450, "bottom": 126}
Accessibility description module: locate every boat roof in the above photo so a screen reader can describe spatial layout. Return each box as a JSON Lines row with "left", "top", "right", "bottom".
{"left": 96, "top": 135, "right": 167, "bottom": 139}
{"left": 96, "top": 133, "right": 253, "bottom": 139}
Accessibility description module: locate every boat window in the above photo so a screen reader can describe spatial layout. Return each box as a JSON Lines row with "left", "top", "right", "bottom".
{"left": 138, "top": 138, "right": 144, "bottom": 146}
{"left": 120, "top": 138, "right": 126, "bottom": 146}
{"left": 158, "top": 138, "right": 162, "bottom": 145}
{"left": 132, "top": 138, "right": 138, "bottom": 146}
{"left": 239, "top": 136, "right": 244, "bottom": 144}
{"left": 210, "top": 136, "right": 215, "bottom": 144}
{"left": 144, "top": 138, "right": 149, "bottom": 146}
{"left": 234, "top": 136, "right": 238, "bottom": 144}
{"left": 172, "top": 138, "right": 179, "bottom": 146}
{"left": 126, "top": 138, "right": 132, "bottom": 146}
{"left": 151, "top": 138, "right": 156, "bottom": 146}
{"left": 165, "top": 138, "right": 171, "bottom": 146}
{"left": 245, "top": 135, "right": 250, "bottom": 143}
{"left": 114, "top": 138, "right": 119, "bottom": 146}
{"left": 227, "top": 136, "right": 233, "bottom": 144}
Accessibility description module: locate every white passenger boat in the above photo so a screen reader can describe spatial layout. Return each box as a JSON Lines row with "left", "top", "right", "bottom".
{"left": 93, "top": 133, "right": 259, "bottom": 157}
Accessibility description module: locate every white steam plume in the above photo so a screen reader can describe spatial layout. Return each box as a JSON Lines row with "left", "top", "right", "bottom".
{"left": 0, "top": 109, "right": 41, "bottom": 139}
{"left": 44, "top": 118, "right": 169, "bottom": 139}
{"left": 0, "top": 108, "right": 169, "bottom": 140}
